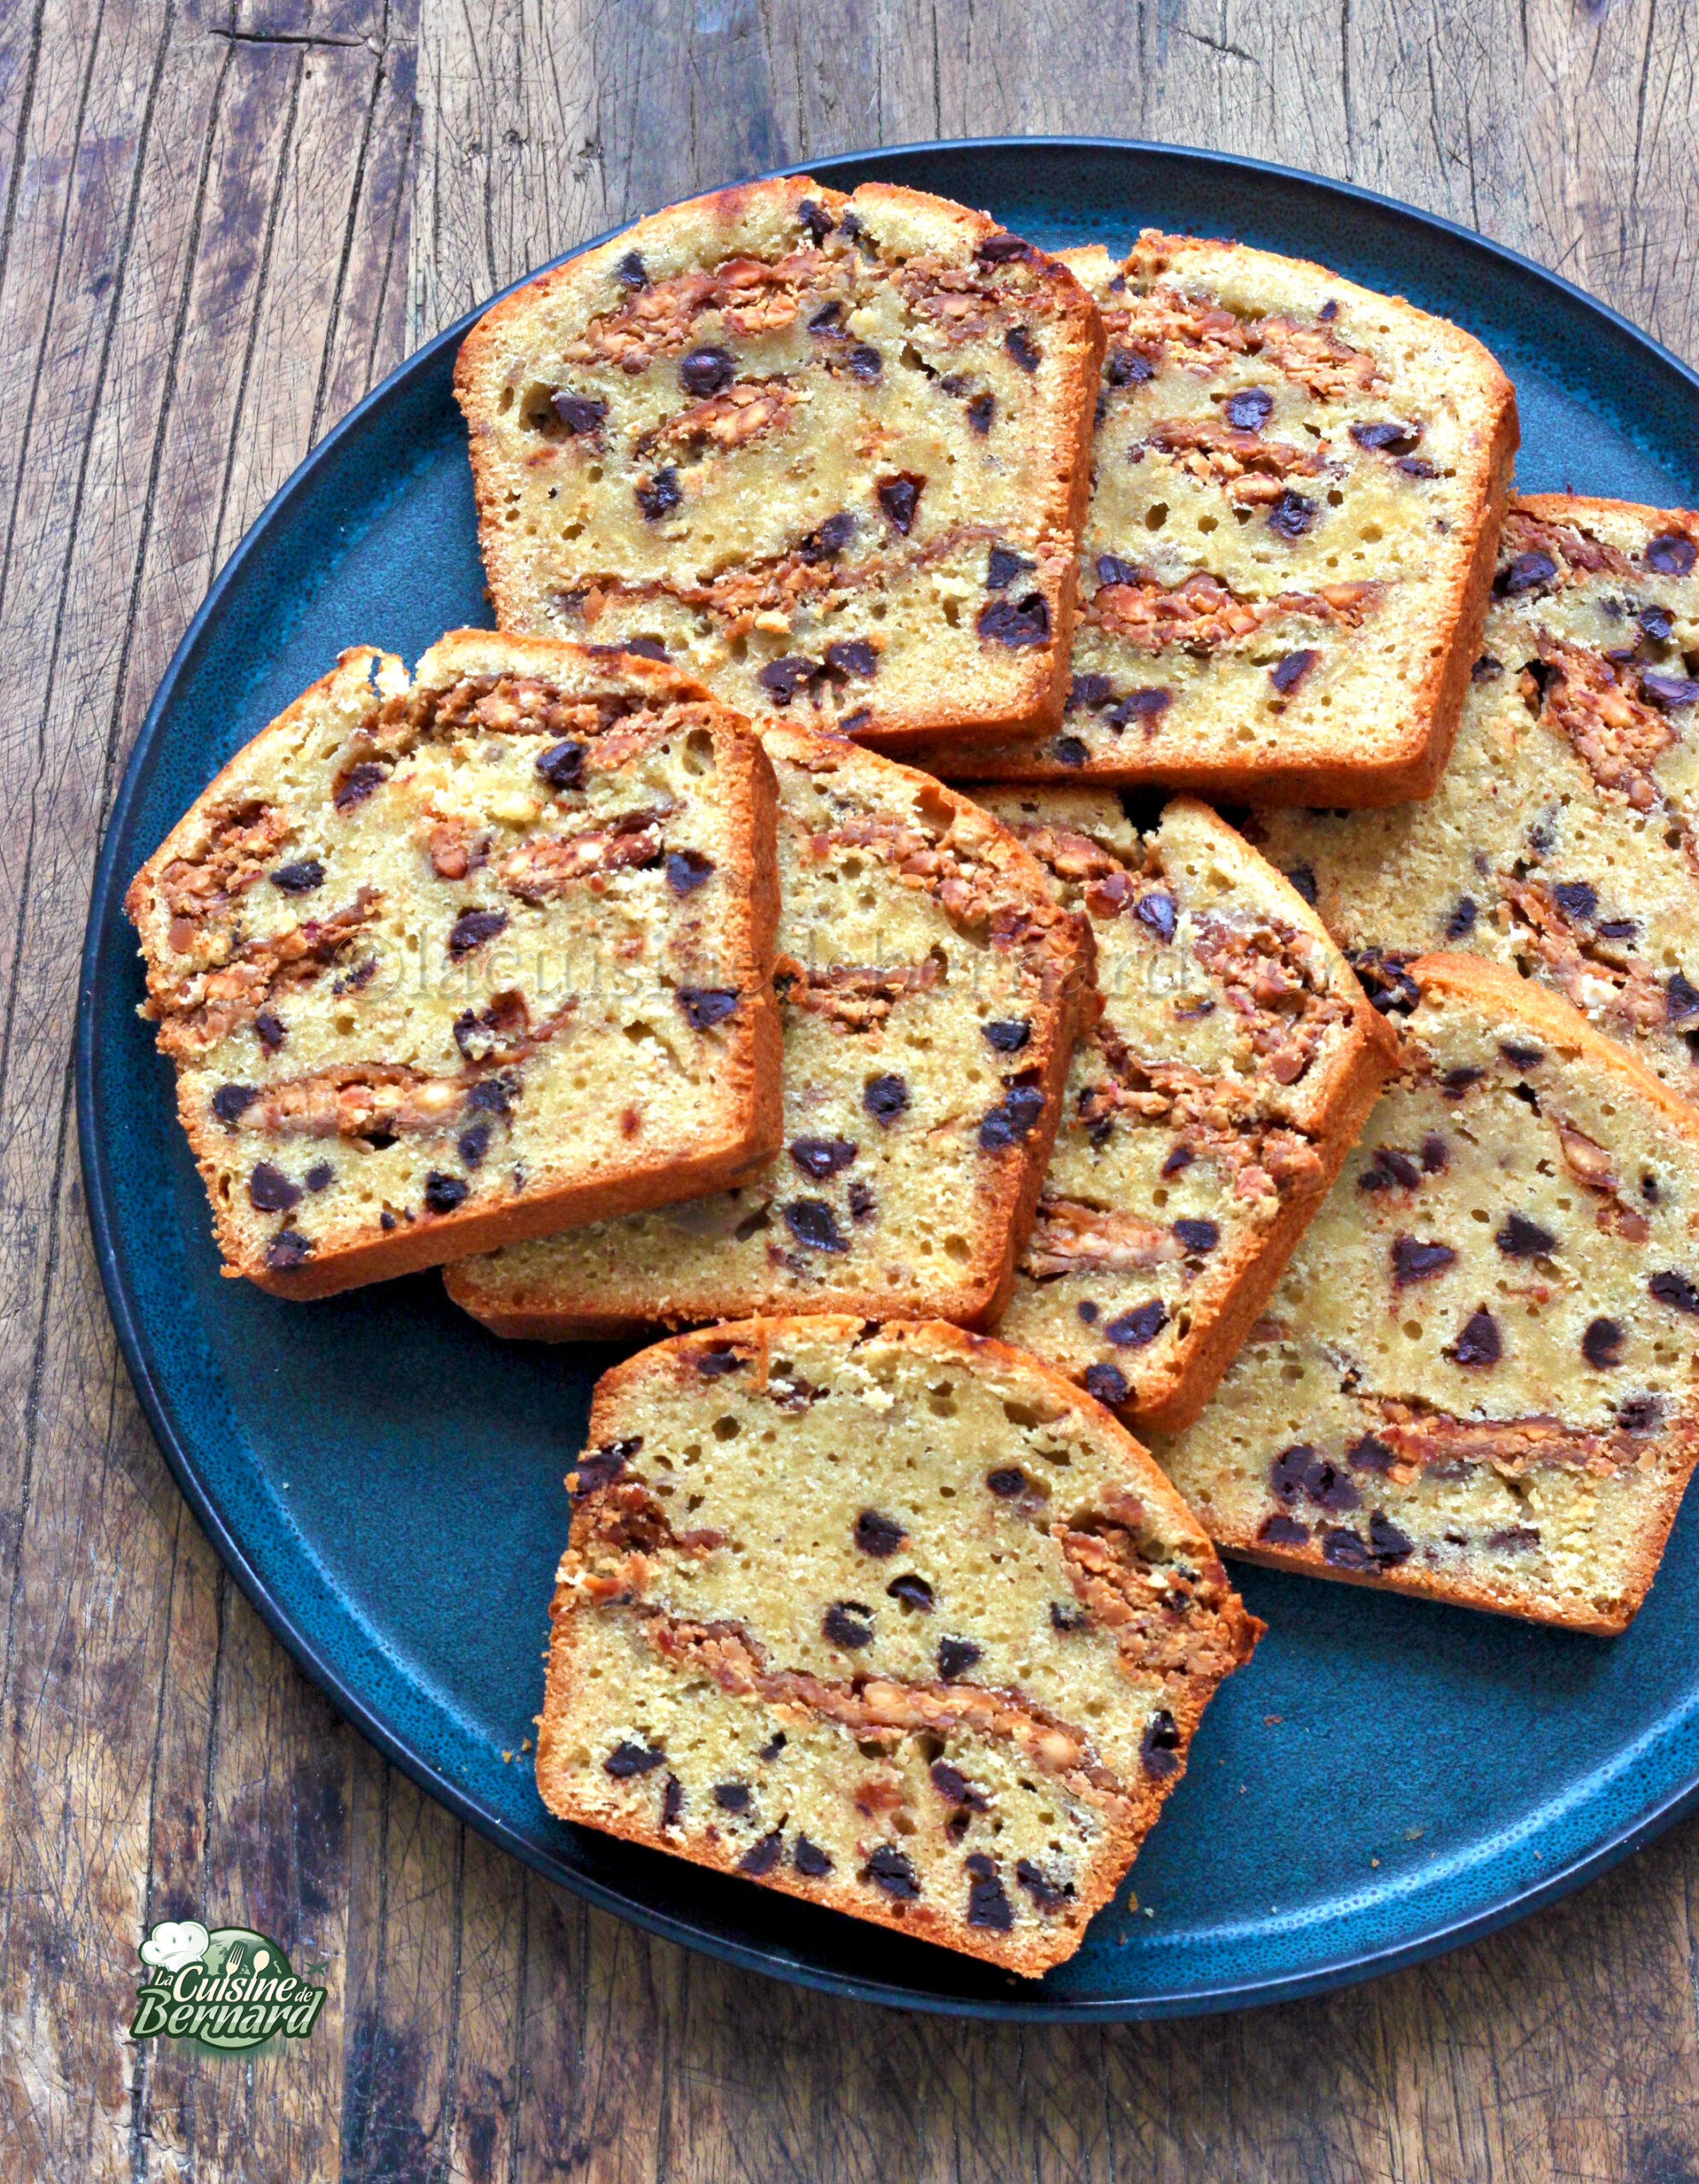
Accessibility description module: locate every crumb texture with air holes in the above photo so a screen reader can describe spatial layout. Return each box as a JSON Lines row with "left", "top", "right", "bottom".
{"left": 1250, "top": 495, "right": 1699, "bottom": 1098}
{"left": 906, "top": 231, "right": 1517, "bottom": 803}
{"left": 453, "top": 176, "right": 1103, "bottom": 747}
{"left": 975, "top": 788, "right": 1395, "bottom": 1432}
{"left": 1149, "top": 954, "right": 1699, "bottom": 1632}
{"left": 123, "top": 631, "right": 780, "bottom": 1297}
{"left": 536, "top": 1316, "right": 1260, "bottom": 1976}
{"left": 445, "top": 729, "right": 1092, "bottom": 1335}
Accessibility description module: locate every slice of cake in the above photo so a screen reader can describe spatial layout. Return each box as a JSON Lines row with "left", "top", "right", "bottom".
{"left": 905, "top": 232, "right": 1517, "bottom": 803}
{"left": 453, "top": 176, "right": 1103, "bottom": 749}
{"left": 444, "top": 729, "right": 1092, "bottom": 1333}
{"left": 536, "top": 1316, "right": 1262, "bottom": 1976}
{"left": 125, "top": 632, "right": 781, "bottom": 1297}
{"left": 1250, "top": 494, "right": 1699, "bottom": 1098}
{"left": 1149, "top": 955, "right": 1699, "bottom": 1632}
{"left": 975, "top": 790, "right": 1395, "bottom": 1432}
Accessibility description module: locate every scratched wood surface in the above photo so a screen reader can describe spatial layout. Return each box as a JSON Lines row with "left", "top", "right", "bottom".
{"left": 3, "top": 3, "right": 1699, "bottom": 2178}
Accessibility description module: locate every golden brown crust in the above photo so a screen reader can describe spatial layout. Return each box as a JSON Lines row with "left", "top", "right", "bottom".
{"left": 455, "top": 176, "right": 1105, "bottom": 750}
{"left": 444, "top": 735, "right": 1097, "bottom": 1336}
{"left": 534, "top": 1316, "right": 1262, "bottom": 1974}
{"left": 129, "top": 633, "right": 783, "bottom": 1299}
{"left": 900, "top": 236, "right": 1520, "bottom": 803}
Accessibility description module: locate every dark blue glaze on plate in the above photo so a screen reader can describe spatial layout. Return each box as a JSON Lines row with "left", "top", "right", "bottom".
{"left": 77, "top": 140, "right": 1699, "bottom": 2019}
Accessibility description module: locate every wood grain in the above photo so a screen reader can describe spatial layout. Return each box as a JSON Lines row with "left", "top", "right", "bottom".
{"left": 5, "top": 0, "right": 1699, "bottom": 2178}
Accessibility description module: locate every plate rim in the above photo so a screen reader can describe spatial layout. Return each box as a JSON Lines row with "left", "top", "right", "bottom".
{"left": 75, "top": 131, "right": 1699, "bottom": 2023}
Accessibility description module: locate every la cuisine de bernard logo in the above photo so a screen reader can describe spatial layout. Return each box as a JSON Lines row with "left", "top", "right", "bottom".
{"left": 129, "top": 1920, "right": 328, "bottom": 2055}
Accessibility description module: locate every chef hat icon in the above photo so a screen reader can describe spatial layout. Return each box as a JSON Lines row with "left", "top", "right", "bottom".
{"left": 138, "top": 1920, "right": 210, "bottom": 1974}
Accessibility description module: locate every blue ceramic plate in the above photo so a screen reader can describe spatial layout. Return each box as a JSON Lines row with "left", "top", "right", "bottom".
{"left": 79, "top": 140, "right": 1699, "bottom": 2020}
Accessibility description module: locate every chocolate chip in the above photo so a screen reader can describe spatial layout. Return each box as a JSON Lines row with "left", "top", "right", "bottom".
{"left": 823, "top": 1601, "right": 874, "bottom": 1648}
{"left": 1667, "top": 971, "right": 1699, "bottom": 1022}
{"left": 979, "top": 1084, "right": 1046, "bottom": 1149}
{"left": 1082, "top": 1362, "right": 1128, "bottom": 1406}
{"left": 837, "top": 211, "right": 863, "bottom": 238}
{"left": 846, "top": 344, "right": 882, "bottom": 381}
{"left": 966, "top": 392, "right": 995, "bottom": 433}
{"left": 1349, "top": 418, "right": 1421, "bottom": 454}
{"left": 1441, "top": 1065, "right": 1486, "bottom": 1096}
{"left": 635, "top": 467, "right": 682, "bottom": 520}
{"left": 212, "top": 1083, "right": 257, "bottom": 1127}
{"left": 551, "top": 392, "right": 608, "bottom": 435}
{"left": 988, "top": 1468, "right": 1034, "bottom": 1502}
{"left": 1318, "top": 299, "right": 1340, "bottom": 320}
{"left": 249, "top": 1162, "right": 301, "bottom": 1212}
{"left": 1267, "top": 490, "right": 1316, "bottom": 539}
{"left": 1450, "top": 1308, "right": 1502, "bottom": 1366}
{"left": 1500, "top": 1041, "right": 1545, "bottom": 1066}
{"left": 271, "top": 857, "right": 323, "bottom": 893}
{"left": 1639, "top": 602, "right": 1677, "bottom": 642}
{"left": 536, "top": 739, "right": 585, "bottom": 788}
{"left": 448, "top": 908, "right": 508, "bottom": 958}
{"left": 1173, "top": 1218, "right": 1219, "bottom": 1253}
{"left": 572, "top": 1438, "right": 639, "bottom": 1495}
{"left": 1225, "top": 386, "right": 1274, "bottom": 431}
{"left": 793, "top": 1836, "right": 833, "bottom": 1877}
{"left": 1105, "top": 346, "right": 1154, "bottom": 386}
{"left": 757, "top": 655, "right": 816, "bottom": 706}
{"left": 661, "top": 847, "right": 715, "bottom": 899}
{"left": 695, "top": 1345, "right": 744, "bottom": 1376}
{"left": 335, "top": 761, "right": 386, "bottom": 810}
{"left": 1598, "top": 917, "right": 1638, "bottom": 942}
{"left": 616, "top": 249, "right": 648, "bottom": 288}
{"left": 1140, "top": 1710, "right": 1182, "bottom": 1779}
{"left": 824, "top": 638, "right": 877, "bottom": 678}
{"left": 847, "top": 1179, "right": 874, "bottom": 1221}
{"left": 1320, "top": 1527, "right": 1372, "bottom": 1571}
{"left": 1135, "top": 890, "right": 1177, "bottom": 941}
{"left": 1097, "top": 552, "right": 1142, "bottom": 588}
{"left": 865, "top": 1845, "right": 920, "bottom": 1898}
{"left": 458, "top": 1122, "right": 491, "bottom": 1169}
{"left": 1270, "top": 1445, "right": 1318, "bottom": 1503}
{"left": 1642, "top": 669, "right": 1699, "bottom": 708}
{"left": 1015, "top": 1859, "right": 1073, "bottom": 1912}
{"left": 808, "top": 299, "right": 843, "bottom": 331}
{"left": 1421, "top": 1136, "right": 1449, "bottom": 1171}
{"left": 1441, "top": 897, "right": 1480, "bottom": 941}
{"left": 1258, "top": 1513, "right": 1310, "bottom": 1547}
{"left": 1553, "top": 880, "right": 1598, "bottom": 921}
{"left": 976, "top": 232, "right": 1034, "bottom": 264}
{"left": 1106, "top": 1301, "right": 1167, "bottom": 1348}
{"left": 1269, "top": 648, "right": 1319, "bottom": 694}
{"left": 1050, "top": 1599, "right": 1088, "bottom": 1631}
{"left": 854, "top": 1508, "right": 906, "bottom": 1557}
{"left": 968, "top": 1868, "right": 1015, "bottom": 1931}
{"left": 982, "top": 1019, "right": 1030, "bottom": 1053}
{"left": 1583, "top": 1316, "right": 1625, "bottom": 1368}
{"left": 864, "top": 1073, "right": 909, "bottom": 1124}
{"left": 1618, "top": 1394, "right": 1661, "bottom": 1433}
{"left": 887, "top": 1573, "right": 934, "bottom": 1612}
{"left": 676, "top": 986, "right": 739, "bottom": 1030}
{"left": 1283, "top": 862, "right": 1318, "bottom": 907}
{"left": 788, "top": 1137, "right": 857, "bottom": 1182}
{"left": 660, "top": 1774, "right": 684, "bottom": 1827}
{"left": 1472, "top": 655, "right": 1504, "bottom": 682}
{"left": 876, "top": 473, "right": 923, "bottom": 533}
{"left": 977, "top": 594, "right": 1050, "bottom": 647}
{"left": 1004, "top": 326, "right": 1040, "bottom": 372}
{"left": 1068, "top": 672, "right": 1114, "bottom": 712}
{"left": 1052, "top": 735, "right": 1089, "bottom": 766}
{"left": 798, "top": 198, "right": 833, "bottom": 242}
{"left": 1496, "top": 1212, "right": 1556, "bottom": 1258}
{"left": 1645, "top": 531, "right": 1696, "bottom": 575}
{"left": 707, "top": 1781, "right": 752, "bottom": 1815}
{"left": 1359, "top": 1146, "right": 1422, "bottom": 1192}
{"left": 424, "top": 1172, "right": 468, "bottom": 1215}
{"left": 265, "top": 1230, "right": 312, "bottom": 1271}
{"left": 1368, "top": 1512, "right": 1415, "bottom": 1565}
{"left": 758, "top": 1733, "right": 788, "bottom": 1763}
{"left": 1651, "top": 1269, "right": 1699, "bottom": 1315}
{"left": 796, "top": 510, "right": 856, "bottom": 564}
{"left": 930, "top": 1761, "right": 987, "bottom": 1808}
{"left": 253, "top": 1009, "right": 286, "bottom": 1052}
{"left": 679, "top": 345, "right": 736, "bottom": 398}
{"left": 604, "top": 1741, "right": 665, "bottom": 1777}
{"left": 937, "top": 1636, "right": 981, "bottom": 1680}
{"left": 304, "top": 1162, "right": 334, "bottom": 1194}
{"left": 1497, "top": 549, "right": 1557, "bottom": 595}
{"left": 739, "top": 1831, "right": 784, "bottom": 1877}
{"left": 783, "top": 1199, "right": 847, "bottom": 1253}
{"left": 1347, "top": 1433, "right": 1397, "bottom": 1472}
{"left": 1393, "top": 1236, "right": 1457, "bottom": 1285}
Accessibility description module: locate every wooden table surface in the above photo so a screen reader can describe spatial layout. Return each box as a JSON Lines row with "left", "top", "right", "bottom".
{"left": 7, "top": 3, "right": 1699, "bottom": 2177}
